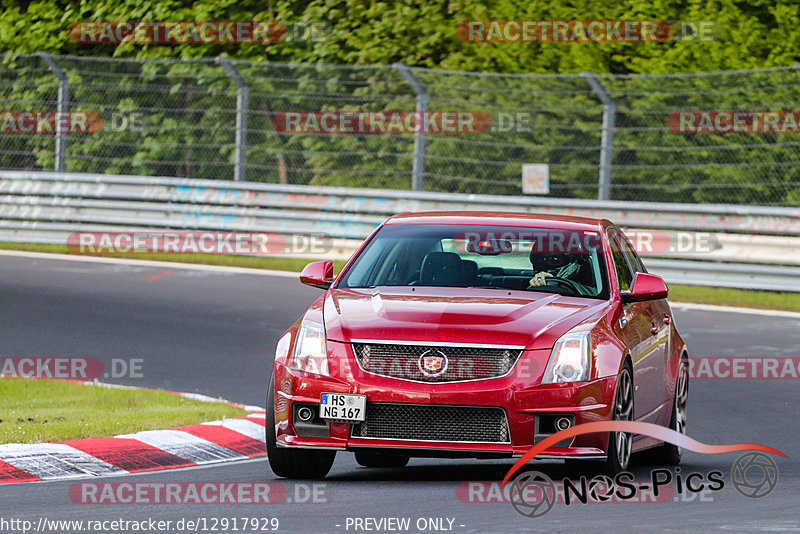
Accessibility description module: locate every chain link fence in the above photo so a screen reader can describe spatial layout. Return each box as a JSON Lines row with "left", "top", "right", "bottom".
{"left": 1, "top": 53, "right": 800, "bottom": 205}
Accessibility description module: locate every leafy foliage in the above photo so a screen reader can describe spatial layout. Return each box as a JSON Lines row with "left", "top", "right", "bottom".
{"left": 1, "top": 0, "right": 798, "bottom": 73}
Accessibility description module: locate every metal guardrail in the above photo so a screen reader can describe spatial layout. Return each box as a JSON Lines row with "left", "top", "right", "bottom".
{"left": 645, "top": 259, "right": 800, "bottom": 293}
{"left": 1, "top": 170, "right": 799, "bottom": 292}
{"left": 2, "top": 171, "right": 799, "bottom": 235}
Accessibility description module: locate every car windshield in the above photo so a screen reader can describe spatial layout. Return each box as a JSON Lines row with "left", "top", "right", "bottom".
{"left": 337, "top": 224, "right": 609, "bottom": 299}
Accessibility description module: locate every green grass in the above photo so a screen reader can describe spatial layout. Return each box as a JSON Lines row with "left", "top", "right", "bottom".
{"left": 668, "top": 284, "right": 800, "bottom": 313}
{"left": 2, "top": 242, "right": 798, "bottom": 312}
{"left": 0, "top": 378, "right": 247, "bottom": 444}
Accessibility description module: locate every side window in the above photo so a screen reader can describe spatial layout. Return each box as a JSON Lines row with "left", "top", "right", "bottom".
{"left": 618, "top": 232, "right": 647, "bottom": 274}
{"left": 608, "top": 231, "right": 634, "bottom": 291}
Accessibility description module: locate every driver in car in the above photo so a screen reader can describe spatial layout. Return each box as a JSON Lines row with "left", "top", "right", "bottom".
{"left": 528, "top": 253, "right": 584, "bottom": 288}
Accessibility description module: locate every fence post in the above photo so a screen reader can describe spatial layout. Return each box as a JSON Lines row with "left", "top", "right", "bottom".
{"left": 581, "top": 72, "right": 615, "bottom": 201}
{"left": 37, "top": 52, "right": 68, "bottom": 173}
{"left": 393, "top": 63, "right": 427, "bottom": 191}
{"left": 217, "top": 57, "right": 249, "bottom": 181}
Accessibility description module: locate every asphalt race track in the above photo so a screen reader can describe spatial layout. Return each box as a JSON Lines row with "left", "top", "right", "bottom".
{"left": 0, "top": 253, "right": 798, "bottom": 533}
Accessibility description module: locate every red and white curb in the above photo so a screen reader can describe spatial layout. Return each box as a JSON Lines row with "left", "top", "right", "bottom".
{"left": 0, "top": 384, "right": 267, "bottom": 484}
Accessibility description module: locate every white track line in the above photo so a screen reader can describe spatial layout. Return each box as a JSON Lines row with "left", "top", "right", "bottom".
{"left": 0, "top": 249, "right": 298, "bottom": 278}
{"left": 177, "top": 392, "right": 229, "bottom": 404}
{"left": 178, "top": 393, "right": 263, "bottom": 412}
{"left": 670, "top": 301, "right": 800, "bottom": 319}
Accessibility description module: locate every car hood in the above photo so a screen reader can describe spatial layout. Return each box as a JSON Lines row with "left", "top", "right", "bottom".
{"left": 324, "top": 287, "right": 609, "bottom": 350}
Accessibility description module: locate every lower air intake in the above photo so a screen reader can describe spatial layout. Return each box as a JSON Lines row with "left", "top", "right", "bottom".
{"left": 351, "top": 403, "right": 510, "bottom": 443}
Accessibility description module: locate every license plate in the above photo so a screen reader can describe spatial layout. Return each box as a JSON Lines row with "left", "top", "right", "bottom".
{"left": 320, "top": 393, "right": 366, "bottom": 422}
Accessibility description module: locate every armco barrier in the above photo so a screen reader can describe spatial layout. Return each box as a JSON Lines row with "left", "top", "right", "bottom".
{"left": 2, "top": 171, "right": 800, "bottom": 235}
{"left": 1, "top": 170, "right": 799, "bottom": 292}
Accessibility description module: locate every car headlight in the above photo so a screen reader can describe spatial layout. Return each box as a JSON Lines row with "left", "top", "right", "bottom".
{"left": 288, "top": 319, "right": 329, "bottom": 376}
{"left": 542, "top": 331, "right": 591, "bottom": 383}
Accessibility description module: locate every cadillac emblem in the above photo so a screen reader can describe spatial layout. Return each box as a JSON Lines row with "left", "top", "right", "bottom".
{"left": 418, "top": 349, "right": 448, "bottom": 377}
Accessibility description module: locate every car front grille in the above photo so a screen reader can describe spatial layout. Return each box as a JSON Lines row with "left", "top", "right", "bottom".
{"left": 352, "top": 342, "right": 521, "bottom": 383}
{"left": 351, "top": 403, "right": 510, "bottom": 443}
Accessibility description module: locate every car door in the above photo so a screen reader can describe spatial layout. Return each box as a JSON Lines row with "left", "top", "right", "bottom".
{"left": 608, "top": 229, "right": 663, "bottom": 422}
{"left": 617, "top": 230, "right": 673, "bottom": 423}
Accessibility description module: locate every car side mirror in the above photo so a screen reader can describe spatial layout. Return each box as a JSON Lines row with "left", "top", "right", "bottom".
{"left": 621, "top": 272, "right": 668, "bottom": 303}
{"left": 300, "top": 260, "right": 335, "bottom": 290}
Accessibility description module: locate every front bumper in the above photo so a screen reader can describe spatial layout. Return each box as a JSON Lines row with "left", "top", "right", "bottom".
{"left": 274, "top": 340, "right": 616, "bottom": 458}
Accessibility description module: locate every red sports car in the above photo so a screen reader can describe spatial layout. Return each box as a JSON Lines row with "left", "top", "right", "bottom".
{"left": 267, "top": 212, "right": 689, "bottom": 478}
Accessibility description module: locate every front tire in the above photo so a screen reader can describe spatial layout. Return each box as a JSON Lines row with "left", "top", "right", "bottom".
{"left": 651, "top": 357, "right": 688, "bottom": 465}
{"left": 565, "top": 362, "right": 634, "bottom": 476}
{"left": 604, "top": 362, "right": 634, "bottom": 474}
{"left": 266, "top": 374, "right": 335, "bottom": 479}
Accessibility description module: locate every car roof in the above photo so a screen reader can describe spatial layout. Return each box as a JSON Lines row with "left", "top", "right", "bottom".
{"left": 385, "top": 211, "right": 606, "bottom": 232}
